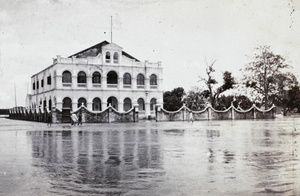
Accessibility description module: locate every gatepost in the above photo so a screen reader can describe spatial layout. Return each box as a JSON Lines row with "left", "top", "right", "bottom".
{"left": 231, "top": 102, "right": 235, "bottom": 120}
{"left": 207, "top": 104, "right": 212, "bottom": 120}
{"left": 133, "top": 104, "right": 139, "bottom": 122}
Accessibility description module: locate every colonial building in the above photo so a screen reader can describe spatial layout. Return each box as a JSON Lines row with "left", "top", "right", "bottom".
{"left": 26, "top": 41, "right": 163, "bottom": 120}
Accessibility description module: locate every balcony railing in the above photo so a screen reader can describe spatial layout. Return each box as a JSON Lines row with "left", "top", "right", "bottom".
{"left": 93, "top": 84, "right": 101, "bottom": 88}
{"left": 78, "top": 84, "right": 87, "bottom": 87}
{"left": 107, "top": 84, "right": 118, "bottom": 88}
{"left": 123, "top": 84, "right": 131, "bottom": 89}
{"left": 137, "top": 85, "right": 145, "bottom": 89}
{"left": 150, "top": 85, "right": 157, "bottom": 89}
{"left": 62, "top": 83, "right": 71, "bottom": 87}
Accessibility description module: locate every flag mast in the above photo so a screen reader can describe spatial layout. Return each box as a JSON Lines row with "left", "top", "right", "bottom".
{"left": 14, "top": 82, "right": 17, "bottom": 107}
{"left": 111, "top": 16, "right": 113, "bottom": 43}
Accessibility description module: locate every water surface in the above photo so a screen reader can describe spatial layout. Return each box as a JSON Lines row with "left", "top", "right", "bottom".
{"left": 0, "top": 117, "right": 299, "bottom": 195}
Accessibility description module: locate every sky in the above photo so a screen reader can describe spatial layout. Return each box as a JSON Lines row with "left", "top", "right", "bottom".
{"left": 1, "top": 0, "right": 300, "bottom": 108}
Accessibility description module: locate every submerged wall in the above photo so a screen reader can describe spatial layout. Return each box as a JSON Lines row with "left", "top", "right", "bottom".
{"left": 9, "top": 105, "right": 139, "bottom": 124}
{"left": 9, "top": 103, "right": 275, "bottom": 123}
{"left": 155, "top": 104, "right": 276, "bottom": 122}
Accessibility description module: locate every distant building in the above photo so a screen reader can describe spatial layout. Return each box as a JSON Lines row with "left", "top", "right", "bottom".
{"left": 26, "top": 41, "right": 163, "bottom": 120}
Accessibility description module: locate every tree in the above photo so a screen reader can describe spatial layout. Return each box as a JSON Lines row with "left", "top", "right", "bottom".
{"left": 163, "top": 87, "right": 185, "bottom": 111}
{"left": 185, "top": 90, "right": 209, "bottom": 111}
{"left": 214, "top": 95, "right": 254, "bottom": 110}
{"left": 269, "top": 72, "right": 298, "bottom": 115}
{"left": 287, "top": 86, "right": 300, "bottom": 113}
{"left": 199, "top": 60, "right": 235, "bottom": 108}
{"left": 242, "top": 46, "right": 291, "bottom": 109}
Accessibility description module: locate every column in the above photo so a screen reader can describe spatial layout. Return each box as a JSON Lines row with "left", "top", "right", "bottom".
{"left": 101, "top": 101, "right": 107, "bottom": 111}
{"left": 72, "top": 102, "right": 77, "bottom": 112}
{"left": 145, "top": 101, "right": 151, "bottom": 119}
{"left": 72, "top": 75, "right": 77, "bottom": 89}
{"left": 102, "top": 76, "right": 107, "bottom": 90}
{"left": 118, "top": 77, "right": 123, "bottom": 90}
{"left": 87, "top": 76, "right": 92, "bottom": 89}
{"left": 118, "top": 101, "right": 124, "bottom": 112}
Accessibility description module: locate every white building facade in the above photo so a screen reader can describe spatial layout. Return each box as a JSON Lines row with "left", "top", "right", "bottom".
{"left": 26, "top": 41, "right": 163, "bottom": 119}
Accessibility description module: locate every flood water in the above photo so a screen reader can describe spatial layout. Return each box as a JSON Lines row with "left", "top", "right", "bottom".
{"left": 0, "top": 117, "right": 300, "bottom": 196}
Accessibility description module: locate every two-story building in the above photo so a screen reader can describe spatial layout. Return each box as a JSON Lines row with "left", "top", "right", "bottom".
{"left": 26, "top": 40, "right": 163, "bottom": 120}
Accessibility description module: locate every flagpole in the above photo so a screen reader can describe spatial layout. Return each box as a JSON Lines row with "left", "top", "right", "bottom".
{"left": 14, "top": 82, "right": 17, "bottom": 107}
{"left": 111, "top": 16, "right": 112, "bottom": 43}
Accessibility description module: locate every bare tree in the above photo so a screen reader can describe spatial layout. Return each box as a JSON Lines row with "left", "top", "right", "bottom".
{"left": 199, "top": 60, "right": 235, "bottom": 108}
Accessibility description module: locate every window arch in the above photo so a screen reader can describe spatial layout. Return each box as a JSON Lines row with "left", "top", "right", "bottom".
{"left": 77, "top": 97, "right": 87, "bottom": 108}
{"left": 106, "top": 52, "right": 111, "bottom": 63}
{"left": 62, "top": 97, "right": 72, "bottom": 109}
{"left": 107, "top": 96, "right": 118, "bottom": 110}
{"left": 62, "top": 71, "right": 72, "bottom": 83}
{"left": 137, "top": 74, "right": 145, "bottom": 85}
{"left": 150, "top": 74, "right": 157, "bottom": 85}
{"left": 123, "top": 73, "right": 131, "bottom": 85}
{"left": 123, "top": 98, "right": 132, "bottom": 112}
{"left": 92, "top": 98, "right": 102, "bottom": 111}
{"left": 138, "top": 98, "right": 145, "bottom": 111}
{"left": 107, "top": 71, "right": 118, "bottom": 84}
{"left": 113, "top": 52, "right": 119, "bottom": 63}
{"left": 92, "top": 72, "right": 101, "bottom": 83}
{"left": 150, "top": 98, "right": 157, "bottom": 111}
{"left": 77, "top": 71, "right": 86, "bottom": 83}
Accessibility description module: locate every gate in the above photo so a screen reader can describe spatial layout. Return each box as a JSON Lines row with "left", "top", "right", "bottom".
{"left": 62, "top": 108, "right": 71, "bottom": 123}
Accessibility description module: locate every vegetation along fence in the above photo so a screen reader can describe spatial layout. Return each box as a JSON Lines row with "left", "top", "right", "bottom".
{"left": 155, "top": 103, "right": 276, "bottom": 122}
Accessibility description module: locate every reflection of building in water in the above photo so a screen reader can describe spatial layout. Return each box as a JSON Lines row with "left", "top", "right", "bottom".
{"left": 28, "top": 129, "right": 163, "bottom": 193}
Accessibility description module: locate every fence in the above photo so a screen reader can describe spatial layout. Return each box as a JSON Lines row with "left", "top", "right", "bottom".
{"left": 155, "top": 103, "right": 276, "bottom": 121}
{"left": 8, "top": 103, "right": 276, "bottom": 123}
{"left": 9, "top": 105, "right": 139, "bottom": 123}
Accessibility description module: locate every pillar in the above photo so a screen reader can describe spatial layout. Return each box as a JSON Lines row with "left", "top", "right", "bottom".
{"left": 208, "top": 105, "right": 212, "bottom": 120}
{"left": 102, "top": 76, "right": 107, "bottom": 90}
{"left": 231, "top": 103, "right": 235, "bottom": 120}
{"left": 118, "top": 101, "right": 124, "bottom": 112}
{"left": 132, "top": 103, "right": 139, "bottom": 122}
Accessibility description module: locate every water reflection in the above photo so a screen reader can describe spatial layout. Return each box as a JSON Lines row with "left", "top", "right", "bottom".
{"left": 28, "top": 129, "right": 164, "bottom": 195}
{"left": 1, "top": 118, "right": 300, "bottom": 195}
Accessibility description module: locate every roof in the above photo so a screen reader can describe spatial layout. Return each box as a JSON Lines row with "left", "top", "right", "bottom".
{"left": 68, "top": 40, "right": 140, "bottom": 62}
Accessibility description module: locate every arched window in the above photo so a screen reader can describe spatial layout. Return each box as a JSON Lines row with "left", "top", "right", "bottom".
{"left": 92, "top": 72, "right": 101, "bottom": 83}
{"left": 62, "top": 71, "right": 72, "bottom": 83}
{"left": 92, "top": 98, "right": 102, "bottom": 111}
{"left": 107, "top": 97, "right": 118, "bottom": 110}
{"left": 77, "top": 97, "right": 87, "bottom": 108}
{"left": 107, "top": 71, "right": 118, "bottom": 84}
{"left": 150, "top": 74, "right": 157, "bottom": 85}
{"left": 43, "top": 99, "right": 47, "bottom": 110}
{"left": 106, "top": 52, "right": 111, "bottom": 63}
{"left": 150, "top": 98, "right": 157, "bottom": 111}
{"left": 62, "top": 97, "right": 72, "bottom": 109}
{"left": 113, "top": 52, "right": 119, "bottom": 63}
{"left": 138, "top": 98, "right": 145, "bottom": 111}
{"left": 48, "top": 98, "right": 52, "bottom": 111}
{"left": 137, "top": 74, "right": 145, "bottom": 85}
{"left": 123, "top": 98, "right": 132, "bottom": 111}
{"left": 123, "top": 73, "right": 131, "bottom": 85}
{"left": 77, "top": 71, "right": 86, "bottom": 83}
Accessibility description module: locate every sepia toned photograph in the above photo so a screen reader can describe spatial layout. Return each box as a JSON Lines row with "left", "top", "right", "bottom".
{"left": 0, "top": 0, "right": 300, "bottom": 195}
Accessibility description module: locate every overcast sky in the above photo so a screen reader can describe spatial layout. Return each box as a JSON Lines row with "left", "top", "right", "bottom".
{"left": 1, "top": 0, "right": 300, "bottom": 108}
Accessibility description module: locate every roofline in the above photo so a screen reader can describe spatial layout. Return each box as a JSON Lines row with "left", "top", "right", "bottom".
{"left": 68, "top": 40, "right": 110, "bottom": 58}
